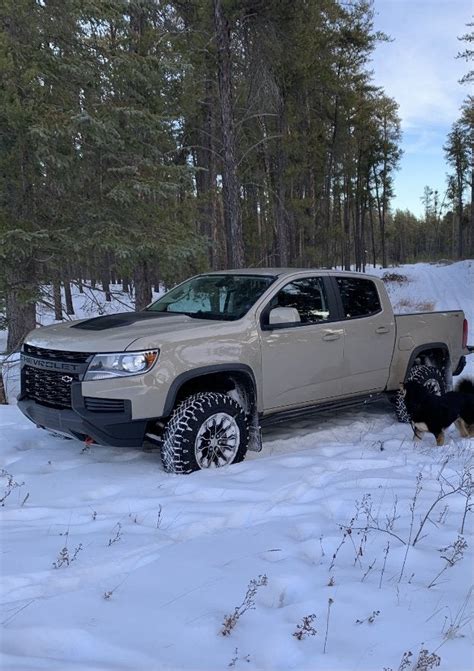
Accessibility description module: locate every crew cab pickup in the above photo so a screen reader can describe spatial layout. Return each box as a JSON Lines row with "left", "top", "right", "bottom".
{"left": 18, "top": 269, "right": 471, "bottom": 473}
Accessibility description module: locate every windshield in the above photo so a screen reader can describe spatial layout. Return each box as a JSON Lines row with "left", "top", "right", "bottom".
{"left": 147, "top": 274, "right": 276, "bottom": 321}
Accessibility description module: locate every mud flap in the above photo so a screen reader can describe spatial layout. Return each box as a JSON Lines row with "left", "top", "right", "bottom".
{"left": 248, "top": 411, "right": 263, "bottom": 452}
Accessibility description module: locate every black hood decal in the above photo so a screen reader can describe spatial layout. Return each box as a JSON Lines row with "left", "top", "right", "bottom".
{"left": 71, "top": 311, "right": 175, "bottom": 331}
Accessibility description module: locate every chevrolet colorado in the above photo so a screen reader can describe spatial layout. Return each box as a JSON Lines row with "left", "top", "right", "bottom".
{"left": 18, "top": 269, "right": 471, "bottom": 473}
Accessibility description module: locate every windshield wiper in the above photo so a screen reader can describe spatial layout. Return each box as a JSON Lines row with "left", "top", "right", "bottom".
{"left": 188, "top": 311, "right": 233, "bottom": 321}
{"left": 148, "top": 309, "right": 231, "bottom": 320}
{"left": 166, "top": 310, "right": 193, "bottom": 316}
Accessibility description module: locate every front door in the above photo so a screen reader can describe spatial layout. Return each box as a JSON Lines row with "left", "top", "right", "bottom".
{"left": 259, "top": 276, "right": 344, "bottom": 411}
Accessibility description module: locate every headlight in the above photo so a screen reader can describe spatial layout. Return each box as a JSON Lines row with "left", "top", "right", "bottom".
{"left": 84, "top": 350, "right": 159, "bottom": 381}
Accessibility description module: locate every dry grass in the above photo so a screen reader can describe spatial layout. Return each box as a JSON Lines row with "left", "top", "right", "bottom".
{"left": 382, "top": 272, "right": 410, "bottom": 284}
{"left": 394, "top": 298, "right": 435, "bottom": 313}
{"left": 221, "top": 575, "right": 268, "bottom": 636}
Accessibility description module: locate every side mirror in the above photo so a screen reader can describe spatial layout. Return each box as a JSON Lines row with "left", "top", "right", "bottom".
{"left": 268, "top": 307, "right": 301, "bottom": 326}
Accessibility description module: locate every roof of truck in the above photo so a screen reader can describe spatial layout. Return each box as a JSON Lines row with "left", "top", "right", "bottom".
{"left": 203, "top": 268, "right": 377, "bottom": 278}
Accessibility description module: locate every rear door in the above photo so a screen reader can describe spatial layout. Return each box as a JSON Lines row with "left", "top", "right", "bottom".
{"left": 259, "top": 275, "right": 345, "bottom": 410}
{"left": 332, "top": 276, "right": 395, "bottom": 394}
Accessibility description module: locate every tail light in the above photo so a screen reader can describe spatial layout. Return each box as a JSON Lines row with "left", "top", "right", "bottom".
{"left": 462, "top": 319, "right": 468, "bottom": 349}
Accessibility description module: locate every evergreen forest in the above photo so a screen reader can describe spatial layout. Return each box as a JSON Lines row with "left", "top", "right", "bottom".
{"left": 1, "top": 0, "right": 473, "bottom": 351}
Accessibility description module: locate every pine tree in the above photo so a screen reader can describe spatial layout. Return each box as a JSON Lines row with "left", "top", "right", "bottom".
{"left": 457, "top": 21, "right": 474, "bottom": 86}
{"left": 1, "top": 0, "right": 49, "bottom": 350}
{"left": 444, "top": 120, "right": 469, "bottom": 258}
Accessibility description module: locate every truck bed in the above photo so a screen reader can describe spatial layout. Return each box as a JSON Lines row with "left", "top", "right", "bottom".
{"left": 386, "top": 310, "right": 466, "bottom": 390}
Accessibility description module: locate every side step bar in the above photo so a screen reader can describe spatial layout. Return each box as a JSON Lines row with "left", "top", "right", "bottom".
{"left": 260, "top": 392, "right": 384, "bottom": 428}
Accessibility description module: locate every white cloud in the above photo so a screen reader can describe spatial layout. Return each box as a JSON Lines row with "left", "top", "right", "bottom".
{"left": 370, "top": 0, "right": 472, "bottom": 214}
{"left": 372, "top": 0, "right": 471, "bottom": 129}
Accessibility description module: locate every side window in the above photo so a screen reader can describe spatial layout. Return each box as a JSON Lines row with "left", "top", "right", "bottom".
{"left": 272, "top": 277, "right": 331, "bottom": 325}
{"left": 336, "top": 278, "right": 381, "bottom": 318}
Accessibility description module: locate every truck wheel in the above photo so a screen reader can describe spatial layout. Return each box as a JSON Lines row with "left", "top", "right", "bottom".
{"left": 394, "top": 364, "right": 447, "bottom": 423}
{"left": 161, "top": 392, "right": 250, "bottom": 474}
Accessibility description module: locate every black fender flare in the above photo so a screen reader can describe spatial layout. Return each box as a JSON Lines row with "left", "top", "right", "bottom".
{"left": 403, "top": 342, "right": 450, "bottom": 381}
{"left": 162, "top": 364, "right": 258, "bottom": 417}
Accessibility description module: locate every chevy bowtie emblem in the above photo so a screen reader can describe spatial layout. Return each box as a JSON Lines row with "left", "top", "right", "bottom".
{"left": 61, "top": 375, "right": 73, "bottom": 383}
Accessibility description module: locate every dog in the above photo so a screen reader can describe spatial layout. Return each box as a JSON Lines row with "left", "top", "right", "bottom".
{"left": 400, "top": 378, "right": 474, "bottom": 446}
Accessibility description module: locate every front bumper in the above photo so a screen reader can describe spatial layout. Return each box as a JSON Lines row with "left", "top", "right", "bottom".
{"left": 18, "top": 383, "right": 149, "bottom": 447}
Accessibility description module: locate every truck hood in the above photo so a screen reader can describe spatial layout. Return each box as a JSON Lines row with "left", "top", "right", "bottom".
{"left": 24, "top": 312, "right": 226, "bottom": 353}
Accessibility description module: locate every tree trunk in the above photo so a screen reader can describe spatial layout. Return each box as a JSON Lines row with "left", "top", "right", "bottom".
{"left": 102, "top": 276, "right": 112, "bottom": 302}
{"left": 53, "top": 278, "right": 62, "bottom": 321}
{"left": 213, "top": 0, "right": 244, "bottom": 268}
{"left": 369, "top": 201, "right": 377, "bottom": 269}
{"left": 457, "top": 174, "right": 464, "bottom": 258}
{"left": 134, "top": 261, "right": 152, "bottom": 311}
{"left": 64, "top": 281, "right": 74, "bottom": 315}
{"left": 372, "top": 167, "right": 386, "bottom": 268}
{"left": 361, "top": 204, "right": 367, "bottom": 272}
{"left": 470, "top": 164, "right": 474, "bottom": 256}
{"left": 259, "top": 118, "right": 275, "bottom": 264}
{"left": 0, "top": 368, "right": 6, "bottom": 404}
{"left": 274, "top": 97, "right": 289, "bottom": 266}
{"left": 343, "top": 179, "right": 351, "bottom": 270}
{"left": 6, "top": 267, "right": 36, "bottom": 352}
{"left": 194, "top": 73, "right": 218, "bottom": 269}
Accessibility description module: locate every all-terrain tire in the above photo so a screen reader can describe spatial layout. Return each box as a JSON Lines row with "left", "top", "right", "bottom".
{"left": 161, "top": 392, "right": 250, "bottom": 474}
{"left": 394, "top": 364, "right": 447, "bottom": 423}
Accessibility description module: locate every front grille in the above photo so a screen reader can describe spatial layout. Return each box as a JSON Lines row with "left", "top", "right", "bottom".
{"left": 23, "top": 344, "right": 91, "bottom": 364}
{"left": 22, "top": 345, "right": 92, "bottom": 409}
{"left": 23, "top": 367, "right": 78, "bottom": 409}
{"left": 84, "top": 397, "right": 126, "bottom": 413}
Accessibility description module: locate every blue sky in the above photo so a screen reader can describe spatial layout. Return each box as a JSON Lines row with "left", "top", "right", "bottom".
{"left": 371, "top": 0, "right": 472, "bottom": 216}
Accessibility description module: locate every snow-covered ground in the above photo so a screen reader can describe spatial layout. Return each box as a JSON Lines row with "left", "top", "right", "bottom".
{"left": 0, "top": 261, "right": 473, "bottom": 671}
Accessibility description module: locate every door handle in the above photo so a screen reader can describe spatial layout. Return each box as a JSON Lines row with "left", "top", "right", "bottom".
{"left": 376, "top": 326, "right": 390, "bottom": 334}
{"left": 322, "top": 330, "right": 343, "bottom": 341}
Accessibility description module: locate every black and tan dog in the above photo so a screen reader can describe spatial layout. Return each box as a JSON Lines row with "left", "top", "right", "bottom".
{"left": 401, "top": 378, "right": 474, "bottom": 446}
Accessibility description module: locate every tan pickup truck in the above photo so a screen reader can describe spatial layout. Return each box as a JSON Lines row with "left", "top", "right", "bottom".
{"left": 18, "top": 269, "right": 470, "bottom": 473}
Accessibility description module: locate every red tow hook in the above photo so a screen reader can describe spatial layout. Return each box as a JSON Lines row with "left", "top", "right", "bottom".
{"left": 84, "top": 436, "right": 95, "bottom": 447}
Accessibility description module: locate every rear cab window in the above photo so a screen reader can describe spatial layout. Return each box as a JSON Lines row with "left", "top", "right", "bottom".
{"left": 336, "top": 277, "right": 381, "bottom": 319}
